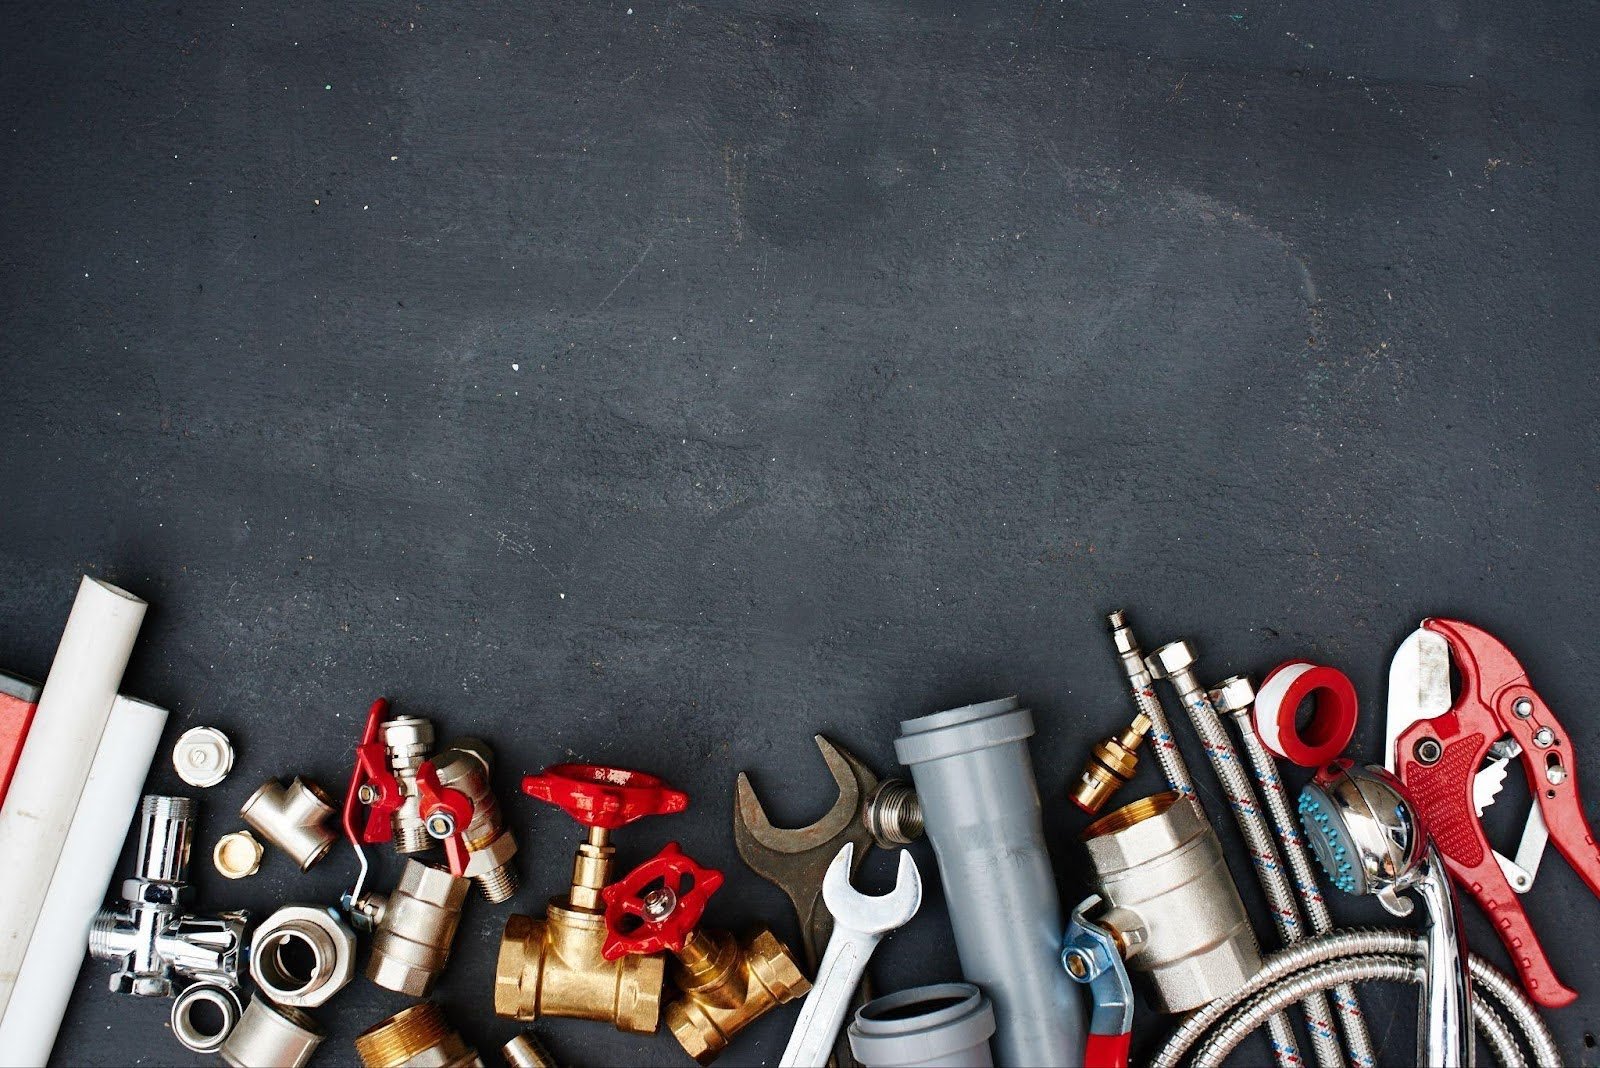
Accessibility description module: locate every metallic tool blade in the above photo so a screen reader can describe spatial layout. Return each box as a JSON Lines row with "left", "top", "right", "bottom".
{"left": 1385, "top": 627, "right": 1452, "bottom": 772}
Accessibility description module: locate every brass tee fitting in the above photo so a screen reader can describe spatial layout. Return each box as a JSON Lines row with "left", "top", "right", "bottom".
{"left": 1071, "top": 713, "right": 1153, "bottom": 815}
{"left": 432, "top": 739, "right": 519, "bottom": 902}
{"left": 240, "top": 777, "right": 339, "bottom": 871}
{"left": 354, "top": 1002, "right": 480, "bottom": 1067}
{"left": 494, "top": 826, "right": 665, "bottom": 1033}
{"left": 365, "top": 859, "right": 470, "bottom": 996}
{"left": 381, "top": 715, "right": 436, "bottom": 853}
{"left": 665, "top": 927, "right": 810, "bottom": 1064}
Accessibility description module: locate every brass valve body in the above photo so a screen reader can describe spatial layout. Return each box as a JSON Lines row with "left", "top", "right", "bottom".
{"left": 354, "top": 1002, "right": 481, "bottom": 1067}
{"left": 665, "top": 927, "right": 811, "bottom": 1064}
{"left": 1071, "top": 712, "right": 1153, "bottom": 815}
{"left": 495, "top": 902, "right": 665, "bottom": 1033}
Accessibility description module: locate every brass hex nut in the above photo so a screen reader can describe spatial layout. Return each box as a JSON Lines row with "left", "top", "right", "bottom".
{"left": 213, "top": 831, "right": 264, "bottom": 880}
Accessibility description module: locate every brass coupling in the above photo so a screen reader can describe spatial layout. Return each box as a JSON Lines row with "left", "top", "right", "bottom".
{"left": 432, "top": 739, "right": 519, "bottom": 902}
{"left": 1071, "top": 712, "right": 1153, "bottom": 815}
{"left": 665, "top": 927, "right": 810, "bottom": 1064}
{"left": 354, "top": 1002, "right": 481, "bottom": 1067}
{"left": 495, "top": 902, "right": 665, "bottom": 1033}
{"left": 365, "top": 859, "right": 471, "bottom": 996}
{"left": 240, "top": 777, "right": 339, "bottom": 871}
{"left": 381, "top": 715, "right": 436, "bottom": 853}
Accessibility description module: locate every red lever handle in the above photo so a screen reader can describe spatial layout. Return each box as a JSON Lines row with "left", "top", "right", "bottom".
{"left": 600, "top": 842, "right": 723, "bottom": 960}
{"left": 343, "top": 698, "right": 402, "bottom": 847}
{"left": 415, "top": 761, "right": 475, "bottom": 877}
{"left": 1085, "top": 1032, "right": 1132, "bottom": 1068}
{"left": 522, "top": 763, "right": 688, "bottom": 830}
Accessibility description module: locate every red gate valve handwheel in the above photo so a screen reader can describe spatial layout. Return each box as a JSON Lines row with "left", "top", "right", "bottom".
{"left": 343, "top": 697, "right": 403, "bottom": 846}
{"left": 521, "top": 763, "right": 689, "bottom": 830}
{"left": 415, "top": 761, "right": 475, "bottom": 876}
{"left": 600, "top": 842, "right": 724, "bottom": 960}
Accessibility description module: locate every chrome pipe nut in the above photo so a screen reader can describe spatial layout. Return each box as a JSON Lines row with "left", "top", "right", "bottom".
{"left": 172, "top": 982, "right": 242, "bottom": 1054}
{"left": 249, "top": 905, "right": 357, "bottom": 1008}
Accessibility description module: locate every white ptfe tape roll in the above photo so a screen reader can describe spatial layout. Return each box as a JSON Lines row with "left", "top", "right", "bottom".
{"left": 0, "top": 696, "right": 168, "bottom": 1067}
{"left": 0, "top": 577, "right": 146, "bottom": 1019}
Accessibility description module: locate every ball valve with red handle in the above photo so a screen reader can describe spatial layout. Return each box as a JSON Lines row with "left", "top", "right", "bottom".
{"left": 602, "top": 843, "right": 812, "bottom": 1065}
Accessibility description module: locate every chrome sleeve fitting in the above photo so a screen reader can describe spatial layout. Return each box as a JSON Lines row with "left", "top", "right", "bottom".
{"left": 249, "top": 905, "right": 357, "bottom": 1008}
{"left": 431, "top": 739, "right": 520, "bottom": 901}
{"left": 381, "top": 716, "right": 436, "bottom": 853}
{"left": 90, "top": 795, "right": 248, "bottom": 996}
{"left": 354, "top": 1002, "right": 482, "bottom": 1067}
{"left": 171, "top": 981, "right": 242, "bottom": 1054}
{"left": 1082, "top": 791, "right": 1262, "bottom": 1013}
{"left": 220, "top": 996, "right": 325, "bottom": 1068}
{"left": 240, "top": 777, "right": 338, "bottom": 871}
{"left": 503, "top": 1033, "right": 557, "bottom": 1067}
{"left": 365, "top": 859, "right": 471, "bottom": 996}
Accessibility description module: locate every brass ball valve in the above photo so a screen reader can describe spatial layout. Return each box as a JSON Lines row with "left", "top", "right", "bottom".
{"left": 602, "top": 843, "right": 810, "bottom": 1065}
{"left": 494, "top": 763, "right": 687, "bottom": 1033}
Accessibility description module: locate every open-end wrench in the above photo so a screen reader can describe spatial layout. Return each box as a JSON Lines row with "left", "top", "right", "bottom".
{"left": 733, "top": 736, "right": 880, "bottom": 968}
{"left": 779, "top": 844, "right": 922, "bottom": 1068}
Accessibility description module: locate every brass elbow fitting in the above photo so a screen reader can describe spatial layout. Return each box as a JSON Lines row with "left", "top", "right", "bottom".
{"left": 495, "top": 826, "right": 665, "bottom": 1033}
{"left": 1071, "top": 713, "right": 1153, "bottom": 815}
{"left": 365, "top": 859, "right": 470, "bottom": 996}
{"left": 381, "top": 715, "right": 436, "bottom": 853}
{"left": 240, "top": 777, "right": 338, "bottom": 871}
{"left": 665, "top": 927, "right": 810, "bottom": 1064}
{"left": 432, "top": 739, "right": 520, "bottom": 902}
{"left": 354, "top": 1002, "right": 480, "bottom": 1067}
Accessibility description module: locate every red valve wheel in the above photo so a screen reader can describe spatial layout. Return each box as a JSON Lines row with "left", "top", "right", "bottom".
{"left": 521, "top": 763, "right": 688, "bottom": 830}
{"left": 600, "top": 842, "right": 724, "bottom": 960}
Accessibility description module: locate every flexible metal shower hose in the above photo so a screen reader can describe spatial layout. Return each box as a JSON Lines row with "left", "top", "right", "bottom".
{"left": 1151, "top": 927, "right": 1560, "bottom": 1068}
{"left": 1228, "top": 713, "right": 1376, "bottom": 1068}
{"left": 1129, "top": 680, "right": 1197, "bottom": 801}
{"left": 1180, "top": 691, "right": 1342, "bottom": 1068}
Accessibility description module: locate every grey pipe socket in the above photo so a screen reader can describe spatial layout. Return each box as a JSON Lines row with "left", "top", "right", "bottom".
{"left": 848, "top": 983, "right": 996, "bottom": 1067}
{"left": 894, "top": 697, "right": 1085, "bottom": 1067}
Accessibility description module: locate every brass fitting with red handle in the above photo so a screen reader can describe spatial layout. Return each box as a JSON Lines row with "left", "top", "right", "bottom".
{"left": 602, "top": 843, "right": 811, "bottom": 1065}
{"left": 494, "top": 764, "right": 687, "bottom": 1033}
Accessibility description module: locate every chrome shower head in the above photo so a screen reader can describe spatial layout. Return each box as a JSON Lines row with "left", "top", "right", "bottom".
{"left": 1298, "top": 760, "right": 1425, "bottom": 917}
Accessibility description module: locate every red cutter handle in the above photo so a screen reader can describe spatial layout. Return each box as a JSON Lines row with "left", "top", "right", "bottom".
{"left": 1396, "top": 617, "right": 1600, "bottom": 1008}
{"left": 600, "top": 842, "right": 723, "bottom": 960}
{"left": 522, "top": 763, "right": 688, "bottom": 830}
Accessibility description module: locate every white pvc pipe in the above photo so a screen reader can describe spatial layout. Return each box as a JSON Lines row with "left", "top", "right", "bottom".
{"left": 0, "top": 696, "right": 168, "bottom": 1067}
{"left": 0, "top": 577, "right": 146, "bottom": 1019}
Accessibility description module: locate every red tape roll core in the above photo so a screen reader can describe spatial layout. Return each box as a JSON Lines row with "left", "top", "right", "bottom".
{"left": 1254, "top": 660, "right": 1358, "bottom": 767}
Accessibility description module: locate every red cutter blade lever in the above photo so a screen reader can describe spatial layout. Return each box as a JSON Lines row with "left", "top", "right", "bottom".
{"left": 1394, "top": 617, "right": 1600, "bottom": 1008}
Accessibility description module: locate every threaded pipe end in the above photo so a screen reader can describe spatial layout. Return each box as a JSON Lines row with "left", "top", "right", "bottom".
{"left": 393, "top": 822, "right": 430, "bottom": 854}
{"left": 477, "top": 864, "right": 519, "bottom": 904}
{"left": 87, "top": 911, "right": 122, "bottom": 960}
{"left": 354, "top": 1003, "right": 452, "bottom": 1066}
{"left": 866, "top": 781, "right": 924, "bottom": 846}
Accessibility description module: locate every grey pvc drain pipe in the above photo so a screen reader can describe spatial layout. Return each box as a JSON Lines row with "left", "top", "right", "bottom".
{"left": 895, "top": 697, "right": 1085, "bottom": 1067}
{"left": 848, "top": 983, "right": 996, "bottom": 1067}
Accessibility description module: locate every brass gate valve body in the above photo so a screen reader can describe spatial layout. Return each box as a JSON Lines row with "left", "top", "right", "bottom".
{"left": 603, "top": 842, "right": 810, "bottom": 1064}
{"left": 494, "top": 764, "right": 688, "bottom": 1033}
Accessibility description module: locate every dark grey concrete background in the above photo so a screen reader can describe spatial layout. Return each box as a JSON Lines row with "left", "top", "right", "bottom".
{"left": 4, "top": 1, "right": 1599, "bottom": 1064}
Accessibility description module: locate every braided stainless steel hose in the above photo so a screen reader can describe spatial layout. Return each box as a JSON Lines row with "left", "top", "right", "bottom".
{"left": 1212, "top": 676, "right": 1376, "bottom": 1068}
{"left": 1192, "top": 956, "right": 1525, "bottom": 1068}
{"left": 1151, "top": 927, "right": 1559, "bottom": 1068}
{"left": 1148, "top": 641, "right": 1337, "bottom": 1068}
{"left": 1107, "top": 612, "right": 1196, "bottom": 801}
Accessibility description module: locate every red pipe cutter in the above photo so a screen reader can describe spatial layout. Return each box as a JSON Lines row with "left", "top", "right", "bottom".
{"left": 1386, "top": 617, "right": 1600, "bottom": 1007}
